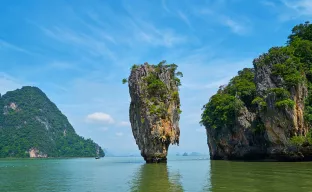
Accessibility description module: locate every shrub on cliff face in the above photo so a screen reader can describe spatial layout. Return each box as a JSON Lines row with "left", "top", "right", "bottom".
{"left": 225, "top": 68, "right": 256, "bottom": 108}
{"left": 201, "top": 68, "right": 255, "bottom": 129}
{"left": 200, "top": 93, "right": 243, "bottom": 129}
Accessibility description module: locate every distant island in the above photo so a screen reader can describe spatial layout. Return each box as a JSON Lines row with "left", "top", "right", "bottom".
{"left": 201, "top": 21, "right": 312, "bottom": 161}
{"left": 0, "top": 86, "right": 104, "bottom": 158}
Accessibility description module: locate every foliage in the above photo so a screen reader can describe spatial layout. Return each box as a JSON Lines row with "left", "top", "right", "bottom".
{"left": 304, "top": 84, "right": 312, "bottom": 124}
{"left": 145, "top": 74, "right": 167, "bottom": 97}
{"left": 252, "top": 97, "right": 267, "bottom": 108}
{"left": 288, "top": 21, "right": 312, "bottom": 44}
{"left": 122, "top": 78, "right": 128, "bottom": 84}
{"left": 268, "top": 88, "right": 290, "bottom": 99}
{"left": 0, "top": 86, "right": 104, "bottom": 158}
{"left": 131, "top": 64, "right": 139, "bottom": 70}
{"left": 290, "top": 130, "right": 312, "bottom": 146}
{"left": 275, "top": 99, "right": 295, "bottom": 109}
{"left": 225, "top": 68, "right": 256, "bottom": 107}
{"left": 201, "top": 68, "right": 255, "bottom": 129}
{"left": 177, "top": 108, "right": 182, "bottom": 114}
{"left": 267, "top": 88, "right": 295, "bottom": 109}
{"left": 171, "top": 91, "right": 179, "bottom": 102}
{"left": 200, "top": 93, "right": 243, "bottom": 129}
{"left": 290, "top": 135, "right": 306, "bottom": 146}
{"left": 176, "top": 71, "right": 183, "bottom": 78}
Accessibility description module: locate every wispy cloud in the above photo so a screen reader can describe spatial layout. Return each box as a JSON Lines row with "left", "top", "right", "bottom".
{"left": 0, "top": 39, "right": 32, "bottom": 54}
{"left": 162, "top": 0, "right": 170, "bottom": 13}
{"left": 222, "top": 16, "right": 249, "bottom": 35}
{"left": 274, "top": 0, "right": 312, "bottom": 21}
{"left": 192, "top": 2, "right": 251, "bottom": 35}
{"left": 282, "top": 0, "right": 312, "bottom": 16}
{"left": 126, "top": 18, "right": 187, "bottom": 47}
{"left": 177, "top": 10, "right": 192, "bottom": 29}
{"left": 42, "top": 26, "right": 116, "bottom": 61}
{"left": 261, "top": 0, "right": 276, "bottom": 7}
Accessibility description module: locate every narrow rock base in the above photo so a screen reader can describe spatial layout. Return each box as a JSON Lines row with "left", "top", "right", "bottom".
{"left": 144, "top": 156, "right": 167, "bottom": 163}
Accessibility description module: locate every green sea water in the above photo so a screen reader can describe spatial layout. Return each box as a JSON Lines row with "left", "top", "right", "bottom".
{"left": 1, "top": 156, "right": 312, "bottom": 192}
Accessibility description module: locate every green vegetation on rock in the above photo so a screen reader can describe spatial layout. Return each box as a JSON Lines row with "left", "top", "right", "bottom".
{"left": 200, "top": 68, "right": 254, "bottom": 129}
{"left": 0, "top": 86, "right": 104, "bottom": 158}
{"left": 201, "top": 21, "right": 312, "bottom": 130}
{"left": 125, "top": 60, "right": 183, "bottom": 119}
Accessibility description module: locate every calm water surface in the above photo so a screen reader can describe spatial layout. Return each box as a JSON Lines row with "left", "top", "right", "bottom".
{"left": 1, "top": 156, "right": 312, "bottom": 191}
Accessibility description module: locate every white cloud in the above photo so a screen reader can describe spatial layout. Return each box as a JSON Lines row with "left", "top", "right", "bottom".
{"left": 116, "top": 132, "right": 124, "bottom": 137}
{"left": 118, "top": 121, "right": 131, "bottom": 127}
{"left": 86, "top": 112, "right": 115, "bottom": 124}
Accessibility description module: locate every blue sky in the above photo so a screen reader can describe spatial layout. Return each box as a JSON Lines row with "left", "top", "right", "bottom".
{"left": 0, "top": 0, "right": 311, "bottom": 156}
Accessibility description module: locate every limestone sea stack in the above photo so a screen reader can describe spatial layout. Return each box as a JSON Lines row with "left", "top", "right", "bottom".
{"left": 201, "top": 22, "right": 312, "bottom": 161}
{"left": 125, "top": 61, "right": 182, "bottom": 163}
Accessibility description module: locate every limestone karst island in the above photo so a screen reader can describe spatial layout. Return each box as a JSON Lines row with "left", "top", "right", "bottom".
{"left": 201, "top": 22, "right": 312, "bottom": 161}
{"left": 0, "top": 86, "right": 104, "bottom": 158}
{"left": 123, "top": 61, "right": 182, "bottom": 163}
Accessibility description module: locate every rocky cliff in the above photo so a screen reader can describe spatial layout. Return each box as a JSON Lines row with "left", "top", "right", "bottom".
{"left": 125, "top": 61, "right": 182, "bottom": 163}
{"left": 201, "top": 22, "right": 312, "bottom": 161}
{"left": 0, "top": 86, "right": 104, "bottom": 158}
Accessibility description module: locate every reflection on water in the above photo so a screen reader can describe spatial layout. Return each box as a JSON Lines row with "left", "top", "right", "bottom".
{"left": 208, "top": 160, "right": 312, "bottom": 192}
{"left": 130, "top": 163, "right": 184, "bottom": 192}
{"left": 7, "top": 157, "right": 312, "bottom": 191}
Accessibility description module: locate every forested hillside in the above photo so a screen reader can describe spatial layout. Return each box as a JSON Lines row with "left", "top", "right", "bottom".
{"left": 0, "top": 86, "right": 104, "bottom": 158}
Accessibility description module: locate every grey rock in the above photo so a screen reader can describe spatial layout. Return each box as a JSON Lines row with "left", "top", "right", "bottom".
{"left": 128, "top": 64, "right": 180, "bottom": 163}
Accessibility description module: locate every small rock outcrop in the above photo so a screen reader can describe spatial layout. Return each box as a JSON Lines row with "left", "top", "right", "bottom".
{"left": 29, "top": 148, "right": 48, "bottom": 158}
{"left": 125, "top": 61, "right": 182, "bottom": 163}
{"left": 201, "top": 22, "right": 312, "bottom": 161}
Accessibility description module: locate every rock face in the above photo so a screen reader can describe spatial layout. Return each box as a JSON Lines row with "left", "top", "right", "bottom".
{"left": 127, "top": 62, "right": 182, "bottom": 163}
{"left": 202, "top": 22, "right": 312, "bottom": 161}
{"left": 29, "top": 148, "right": 47, "bottom": 158}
